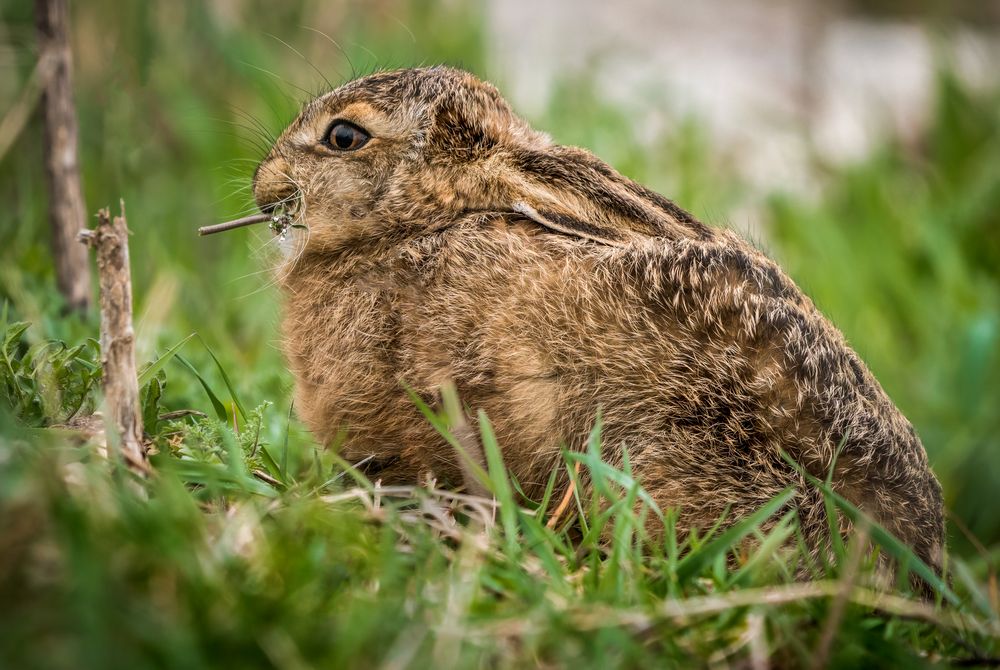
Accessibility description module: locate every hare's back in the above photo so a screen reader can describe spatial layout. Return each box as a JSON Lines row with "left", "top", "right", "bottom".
{"left": 427, "top": 222, "right": 943, "bottom": 568}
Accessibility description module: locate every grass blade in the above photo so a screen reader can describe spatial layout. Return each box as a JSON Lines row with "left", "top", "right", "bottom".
{"left": 478, "top": 410, "right": 520, "bottom": 558}
{"left": 780, "top": 449, "right": 960, "bottom": 605}
{"left": 258, "top": 444, "right": 286, "bottom": 486}
{"left": 564, "top": 448, "right": 664, "bottom": 522}
{"left": 196, "top": 335, "right": 248, "bottom": 421}
{"left": 826, "top": 487, "right": 960, "bottom": 606}
{"left": 138, "top": 332, "right": 195, "bottom": 388}
{"left": 675, "top": 487, "right": 796, "bottom": 583}
{"left": 175, "top": 353, "right": 227, "bottom": 422}
{"left": 404, "top": 383, "right": 490, "bottom": 491}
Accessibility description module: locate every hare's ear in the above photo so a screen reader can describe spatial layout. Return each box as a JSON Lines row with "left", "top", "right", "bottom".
{"left": 510, "top": 201, "right": 629, "bottom": 246}
{"left": 502, "top": 146, "right": 708, "bottom": 245}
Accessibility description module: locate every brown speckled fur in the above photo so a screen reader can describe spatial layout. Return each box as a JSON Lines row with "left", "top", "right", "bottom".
{"left": 253, "top": 67, "right": 944, "bottom": 574}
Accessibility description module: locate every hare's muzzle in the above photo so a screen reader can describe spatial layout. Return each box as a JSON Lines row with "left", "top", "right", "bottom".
{"left": 253, "top": 156, "right": 297, "bottom": 215}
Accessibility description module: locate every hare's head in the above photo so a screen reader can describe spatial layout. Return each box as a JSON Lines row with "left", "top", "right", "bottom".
{"left": 253, "top": 67, "right": 705, "bottom": 258}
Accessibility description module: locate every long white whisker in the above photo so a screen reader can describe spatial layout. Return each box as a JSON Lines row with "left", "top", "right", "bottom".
{"left": 266, "top": 32, "right": 333, "bottom": 91}
{"left": 237, "top": 170, "right": 312, "bottom": 300}
{"left": 302, "top": 26, "right": 356, "bottom": 80}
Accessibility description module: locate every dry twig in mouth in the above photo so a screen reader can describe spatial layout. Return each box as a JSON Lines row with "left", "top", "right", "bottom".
{"left": 198, "top": 212, "right": 274, "bottom": 236}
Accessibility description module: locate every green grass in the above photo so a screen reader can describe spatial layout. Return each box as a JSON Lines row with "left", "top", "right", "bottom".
{"left": 2, "top": 1, "right": 1000, "bottom": 667}
{"left": 2, "top": 316, "right": 999, "bottom": 668}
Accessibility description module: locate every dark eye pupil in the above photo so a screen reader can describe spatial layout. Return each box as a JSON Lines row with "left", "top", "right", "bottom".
{"left": 333, "top": 125, "right": 356, "bottom": 149}
{"left": 325, "top": 121, "right": 370, "bottom": 151}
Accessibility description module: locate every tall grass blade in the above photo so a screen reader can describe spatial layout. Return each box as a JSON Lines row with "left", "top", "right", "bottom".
{"left": 137, "top": 332, "right": 195, "bottom": 388}
{"left": 175, "top": 353, "right": 228, "bottom": 422}
{"left": 675, "top": 487, "right": 796, "bottom": 583}
{"left": 196, "top": 336, "right": 248, "bottom": 421}
{"left": 478, "top": 410, "right": 520, "bottom": 558}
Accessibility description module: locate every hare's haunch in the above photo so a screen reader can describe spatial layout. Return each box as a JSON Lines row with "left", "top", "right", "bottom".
{"left": 252, "top": 67, "right": 944, "bottom": 574}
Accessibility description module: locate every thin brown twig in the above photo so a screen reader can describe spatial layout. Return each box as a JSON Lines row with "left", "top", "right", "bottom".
{"left": 252, "top": 469, "right": 281, "bottom": 488}
{"left": 198, "top": 213, "right": 272, "bottom": 236}
{"left": 157, "top": 409, "right": 208, "bottom": 421}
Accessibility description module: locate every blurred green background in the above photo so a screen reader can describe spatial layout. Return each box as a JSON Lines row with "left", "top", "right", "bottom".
{"left": 1, "top": 0, "right": 998, "bottom": 557}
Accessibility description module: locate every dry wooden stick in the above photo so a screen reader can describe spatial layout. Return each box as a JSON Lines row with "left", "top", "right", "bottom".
{"left": 198, "top": 212, "right": 273, "bottom": 236}
{"left": 79, "top": 203, "right": 148, "bottom": 474}
{"left": 36, "top": 0, "right": 91, "bottom": 313}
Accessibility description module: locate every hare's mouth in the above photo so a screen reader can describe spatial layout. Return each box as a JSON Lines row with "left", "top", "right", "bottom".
{"left": 267, "top": 200, "right": 307, "bottom": 240}
{"left": 268, "top": 211, "right": 293, "bottom": 238}
{"left": 197, "top": 198, "right": 305, "bottom": 238}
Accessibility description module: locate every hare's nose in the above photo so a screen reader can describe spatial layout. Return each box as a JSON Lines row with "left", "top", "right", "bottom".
{"left": 253, "top": 155, "right": 297, "bottom": 213}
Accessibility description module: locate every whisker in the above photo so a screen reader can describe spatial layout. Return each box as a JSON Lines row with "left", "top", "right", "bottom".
{"left": 216, "top": 181, "right": 254, "bottom": 195}
{"left": 211, "top": 201, "right": 264, "bottom": 220}
{"left": 239, "top": 60, "right": 315, "bottom": 99}
{"left": 302, "top": 26, "right": 357, "bottom": 80}
{"left": 239, "top": 172, "right": 312, "bottom": 298}
{"left": 382, "top": 12, "right": 417, "bottom": 45}
{"left": 347, "top": 41, "right": 380, "bottom": 72}
{"left": 204, "top": 125, "right": 273, "bottom": 157}
{"left": 266, "top": 32, "right": 333, "bottom": 91}
{"left": 229, "top": 106, "right": 279, "bottom": 145}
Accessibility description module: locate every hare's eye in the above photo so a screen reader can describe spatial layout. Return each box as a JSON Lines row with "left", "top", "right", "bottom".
{"left": 324, "top": 121, "right": 370, "bottom": 151}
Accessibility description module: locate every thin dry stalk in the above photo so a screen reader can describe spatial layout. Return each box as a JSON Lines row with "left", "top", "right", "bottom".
{"left": 546, "top": 461, "right": 581, "bottom": 529}
{"left": 810, "top": 523, "right": 870, "bottom": 670}
{"left": 485, "top": 581, "right": 1000, "bottom": 639}
{"left": 36, "top": 0, "right": 91, "bottom": 313}
{"left": 78, "top": 203, "right": 148, "bottom": 474}
{"left": 252, "top": 469, "right": 281, "bottom": 487}
{"left": 198, "top": 213, "right": 272, "bottom": 236}
{"left": 321, "top": 485, "right": 500, "bottom": 530}
{"left": 747, "top": 612, "right": 769, "bottom": 670}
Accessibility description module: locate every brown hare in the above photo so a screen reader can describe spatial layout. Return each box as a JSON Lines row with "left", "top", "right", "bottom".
{"left": 250, "top": 66, "right": 944, "bottom": 574}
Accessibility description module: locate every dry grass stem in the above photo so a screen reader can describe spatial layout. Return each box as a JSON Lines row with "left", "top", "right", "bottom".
{"left": 546, "top": 461, "right": 581, "bottom": 529}
{"left": 484, "top": 581, "right": 1000, "bottom": 639}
